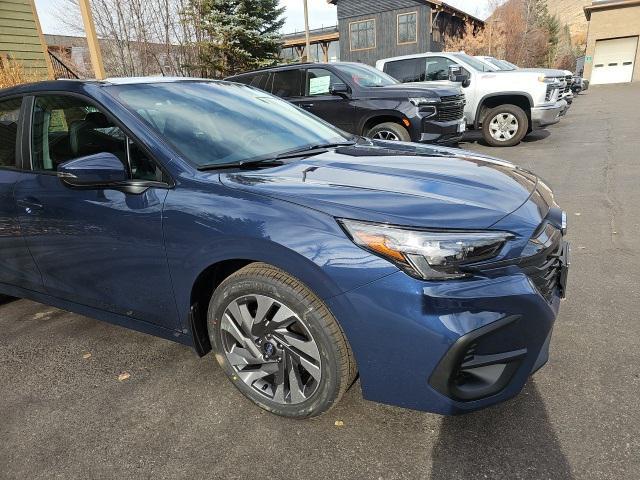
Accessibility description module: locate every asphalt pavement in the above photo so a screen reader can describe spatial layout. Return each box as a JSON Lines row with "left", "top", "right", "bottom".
{"left": 1, "top": 84, "right": 639, "bottom": 480}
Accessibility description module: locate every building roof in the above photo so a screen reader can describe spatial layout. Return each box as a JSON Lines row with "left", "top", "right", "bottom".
{"left": 327, "top": 0, "right": 485, "bottom": 26}
{"left": 584, "top": 0, "right": 640, "bottom": 20}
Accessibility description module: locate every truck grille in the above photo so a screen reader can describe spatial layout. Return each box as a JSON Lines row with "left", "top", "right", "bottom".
{"left": 437, "top": 94, "right": 465, "bottom": 122}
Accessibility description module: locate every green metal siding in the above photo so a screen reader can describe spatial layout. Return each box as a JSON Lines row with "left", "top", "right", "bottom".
{"left": 0, "top": 0, "right": 49, "bottom": 77}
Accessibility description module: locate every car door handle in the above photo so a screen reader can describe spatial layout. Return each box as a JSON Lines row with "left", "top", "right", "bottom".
{"left": 17, "top": 197, "right": 44, "bottom": 212}
{"left": 300, "top": 103, "right": 315, "bottom": 108}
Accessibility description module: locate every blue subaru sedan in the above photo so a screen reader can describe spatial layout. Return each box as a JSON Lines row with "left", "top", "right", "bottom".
{"left": 0, "top": 78, "right": 568, "bottom": 417}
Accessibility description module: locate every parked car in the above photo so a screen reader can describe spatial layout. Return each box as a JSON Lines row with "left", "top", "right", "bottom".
{"left": 0, "top": 78, "right": 569, "bottom": 418}
{"left": 227, "top": 62, "right": 466, "bottom": 145}
{"left": 475, "top": 56, "right": 574, "bottom": 106}
{"left": 571, "top": 76, "right": 589, "bottom": 93}
{"left": 376, "top": 52, "right": 567, "bottom": 147}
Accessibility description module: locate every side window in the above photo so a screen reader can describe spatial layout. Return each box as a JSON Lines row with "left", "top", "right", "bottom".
{"left": 426, "top": 57, "right": 457, "bottom": 81}
{"left": 31, "top": 95, "right": 165, "bottom": 182}
{"left": 0, "top": 97, "right": 21, "bottom": 168}
{"left": 384, "top": 58, "right": 424, "bottom": 83}
{"left": 231, "top": 75, "right": 253, "bottom": 86}
{"left": 271, "top": 69, "right": 304, "bottom": 98}
{"left": 305, "top": 68, "right": 343, "bottom": 96}
{"left": 249, "top": 73, "right": 270, "bottom": 91}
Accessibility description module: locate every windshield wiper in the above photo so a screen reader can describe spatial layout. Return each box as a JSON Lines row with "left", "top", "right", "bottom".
{"left": 197, "top": 158, "right": 285, "bottom": 171}
{"left": 274, "top": 141, "right": 357, "bottom": 159}
{"left": 197, "top": 141, "right": 357, "bottom": 171}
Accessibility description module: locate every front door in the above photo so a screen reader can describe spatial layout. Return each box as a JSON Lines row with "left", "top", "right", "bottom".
{"left": 0, "top": 96, "right": 43, "bottom": 291}
{"left": 294, "top": 67, "right": 355, "bottom": 133}
{"left": 13, "top": 94, "right": 179, "bottom": 329}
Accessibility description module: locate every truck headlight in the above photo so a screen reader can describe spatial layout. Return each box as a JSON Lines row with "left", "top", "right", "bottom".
{"left": 339, "top": 219, "right": 513, "bottom": 280}
{"left": 409, "top": 97, "right": 439, "bottom": 106}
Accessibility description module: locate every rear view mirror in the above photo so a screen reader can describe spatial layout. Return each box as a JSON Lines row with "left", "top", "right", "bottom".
{"left": 58, "top": 152, "right": 127, "bottom": 187}
{"left": 330, "top": 83, "right": 350, "bottom": 96}
{"left": 449, "top": 65, "right": 471, "bottom": 88}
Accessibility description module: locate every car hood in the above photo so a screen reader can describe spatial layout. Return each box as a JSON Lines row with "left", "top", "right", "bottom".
{"left": 363, "top": 82, "right": 462, "bottom": 99}
{"left": 218, "top": 142, "right": 538, "bottom": 230}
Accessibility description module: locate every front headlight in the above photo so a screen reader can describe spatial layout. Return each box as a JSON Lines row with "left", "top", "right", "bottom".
{"left": 339, "top": 219, "right": 513, "bottom": 280}
{"left": 538, "top": 75, "right": 558, "bottom": 83}
{"left": 409, "top": 97, "right": 439, "bottom": 106}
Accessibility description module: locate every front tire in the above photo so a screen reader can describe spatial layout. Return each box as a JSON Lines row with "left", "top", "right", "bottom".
{"left": 482, "top": 104, "right": 529, "bottom": 147}
{"left": 366, "top": 122, "right": 411, "bottom": 142}
{"left": 208, "top": 263, "right": 356, "bottom": 418}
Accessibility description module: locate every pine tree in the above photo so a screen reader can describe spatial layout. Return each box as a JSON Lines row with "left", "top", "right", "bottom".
{"left": 185, "top": 0, "right": 285, "bottom": 78}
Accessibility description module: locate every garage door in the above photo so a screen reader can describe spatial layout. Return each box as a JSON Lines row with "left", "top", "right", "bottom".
{"left": 591, "top": 36, "right": 638, "bottom": 85}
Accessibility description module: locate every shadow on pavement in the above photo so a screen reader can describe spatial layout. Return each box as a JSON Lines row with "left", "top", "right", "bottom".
{"left": 430, "top": 382, "right": 573, "bottom": 480}
{"left": 458, "top": 128, "right": 551, "bottom": 147}
{"left": 522, "top": 129, "right": 552, "bottom": 142}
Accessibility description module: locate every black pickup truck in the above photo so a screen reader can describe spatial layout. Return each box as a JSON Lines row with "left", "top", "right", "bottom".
{"left": 227, "top": 62, "right": 466, "bottom": 145}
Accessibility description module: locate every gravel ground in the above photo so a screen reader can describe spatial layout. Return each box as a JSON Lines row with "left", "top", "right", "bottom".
{"left": 1, "top": 83, "right": 638, "bottom": 480}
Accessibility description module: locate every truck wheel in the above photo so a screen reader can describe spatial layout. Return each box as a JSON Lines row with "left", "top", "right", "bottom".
{"left": 208, "top": 263, "right": 356, "bottom": 418}
{"left": 482, "top": 104, "right": 529, "bottom": 147}
{"left": 366, "top": 122, "right": 411, "bottom": 142}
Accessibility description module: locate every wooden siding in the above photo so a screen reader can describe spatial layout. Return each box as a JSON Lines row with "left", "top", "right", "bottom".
{"left": 0, "top": 0, "right": 50, "bottom": 77}
{"left": 337, "top": 4, "right": 432, "bottom": 66}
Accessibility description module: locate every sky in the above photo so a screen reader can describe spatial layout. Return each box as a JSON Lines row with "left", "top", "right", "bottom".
{"left": 33, "top": 0, "right": 498, "bottom": 36}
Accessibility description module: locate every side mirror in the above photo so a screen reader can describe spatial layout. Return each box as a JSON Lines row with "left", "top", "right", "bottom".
{"left": 329, "top": 83, "right": 350, "bottom": 97}
{"left": 58, "top": 152, "right": 127, "bottom": 187}
{"left": 448, "top": 65, "right": 471, "bottom": 88}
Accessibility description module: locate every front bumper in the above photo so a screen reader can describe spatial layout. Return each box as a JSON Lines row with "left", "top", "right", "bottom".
{"left": 326, "top": 260, "right": 565, "bottom": 415}
{"left": 531, "top": 99, "right": 566, "bottom": 128}
{"left": 414, "top": 117, "right": 465, "bottom": 145}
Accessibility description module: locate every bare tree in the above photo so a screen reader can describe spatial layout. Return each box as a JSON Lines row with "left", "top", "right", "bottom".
{"left": 54, "top": 0, "right": 199, "bottom": 77}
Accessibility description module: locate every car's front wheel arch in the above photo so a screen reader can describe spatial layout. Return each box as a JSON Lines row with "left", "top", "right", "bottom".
{"left": 187, "top": 252, "right": 349, "bottom": 358}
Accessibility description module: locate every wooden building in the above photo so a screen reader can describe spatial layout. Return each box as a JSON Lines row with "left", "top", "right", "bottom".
{"left": 327, "top": 0, "right": 484, "bottom": 65}
{"left": 0, "top": 0, "right": 52, "bottom": 79}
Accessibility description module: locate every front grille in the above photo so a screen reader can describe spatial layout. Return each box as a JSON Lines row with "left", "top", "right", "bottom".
{"left": 545, "top": 84, "right": 557, "bottom": 101}
{"left": 520, "top": 224, "right": 563, "bottom": 301}
{"left": 437, "top": 94, "right": 465, "bottom": 122}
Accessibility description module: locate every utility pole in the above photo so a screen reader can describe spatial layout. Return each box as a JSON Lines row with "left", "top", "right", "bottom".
{"left": 78, "top": 0, "right": 106, "bottom": 79}
{"left": 303, "top": 0, "right": 311, "bottom": 62}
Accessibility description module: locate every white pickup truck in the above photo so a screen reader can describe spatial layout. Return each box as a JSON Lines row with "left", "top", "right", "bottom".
{"left": 475, "top": 56, "right": 574, "bottom": 106}
{"left": 376, "top": 52, "right": 566, "bottom": 147}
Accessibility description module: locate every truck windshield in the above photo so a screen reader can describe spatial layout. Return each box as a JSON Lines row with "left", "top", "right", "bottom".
{"left": 333, "top": 63, "right": 398, "bottom": 87}
{"left": 107, "top": 81, "right": 350, "bottom": 167}
{"left": 452, "top": 53, "right": 497, "bottom": 72}
{"left": 486, "top": 57, "right": 517, "bottom": 71}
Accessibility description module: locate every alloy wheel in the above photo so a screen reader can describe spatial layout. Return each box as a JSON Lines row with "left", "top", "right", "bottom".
{"left": 372, "top": 130, "right": 400, "bottom": 141}
{"left": 489, "top": 113, "right": 519, "bottom": 142}
{"left": 220, "top": 294, "right": 322, "bottom": 405}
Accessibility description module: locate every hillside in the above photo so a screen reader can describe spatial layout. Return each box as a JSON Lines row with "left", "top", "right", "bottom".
{"left": 546, "top": 0, "right": 590, "bottom": 44}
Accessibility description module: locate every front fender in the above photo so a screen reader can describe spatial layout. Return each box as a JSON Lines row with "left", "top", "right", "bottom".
{"left": 163, "top": 178, "right": 398, "bottom": 330}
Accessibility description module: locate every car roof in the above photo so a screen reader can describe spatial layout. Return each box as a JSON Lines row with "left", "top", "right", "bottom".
{"left": 226, "top": 62, "right": 364, "bottom": 78}
{"left": 0, "top": 77, "right": 220, "bottom": 97}
{"left": 378, "top": 52, "right": 454, "bottom": 64}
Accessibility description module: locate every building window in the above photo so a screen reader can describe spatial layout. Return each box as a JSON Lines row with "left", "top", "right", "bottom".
{"left": 349, "top": 19, "right": 376, "bottom": 51}
{"left": 397, "top": 12, "right": 418, "bottom": 45}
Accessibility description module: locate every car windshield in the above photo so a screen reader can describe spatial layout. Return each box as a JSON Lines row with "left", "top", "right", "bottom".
{"left": 452, "top": 53, "right": 496, "bottom": 72}
{"left": 107, "top": 81, "right": 350, "bottom": 167}
{"left": 333, "top": 63, "right": 398, "bottom": 87}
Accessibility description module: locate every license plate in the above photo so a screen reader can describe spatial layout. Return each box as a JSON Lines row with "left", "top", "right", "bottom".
{"left": 458, "top": 121, "right": 466, "bottom": 133}
{"left": 558, "top": 242, "right": 570, "bottom": 298}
